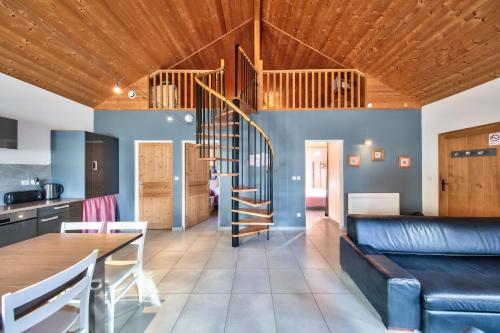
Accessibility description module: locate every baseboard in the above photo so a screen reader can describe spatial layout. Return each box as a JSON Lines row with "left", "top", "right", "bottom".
{"left": 172, "top": 227, "right": 183, "bottom": 232}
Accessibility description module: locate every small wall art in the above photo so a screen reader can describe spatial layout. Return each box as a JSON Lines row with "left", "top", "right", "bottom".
{"left": 399, "top": 156, "right": 411, "bottom": 168}
{"left": 371, "top": 148, "right": 385, "bottom": 161}
{"left": 348, "top": 154, "right": 360, "bottom": 167}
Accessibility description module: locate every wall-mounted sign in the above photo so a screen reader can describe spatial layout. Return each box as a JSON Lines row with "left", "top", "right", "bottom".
{"left": 489, "top": 132, "right": 500, "bottom": 146}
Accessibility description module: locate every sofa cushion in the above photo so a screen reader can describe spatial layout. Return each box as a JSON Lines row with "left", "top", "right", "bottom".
{"left": 386, "top": 254, "right": 500, "bottom": 313}
{"left": 347, "top": 215, "right": 500, "bottom": 255}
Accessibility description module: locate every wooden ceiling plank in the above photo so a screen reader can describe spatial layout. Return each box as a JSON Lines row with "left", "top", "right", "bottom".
{"left": 0, "top": 26, "right": 111, "bottom": 97}
{"left": 0, "top": 0, "right": 140, "bottom": 83}
{"left": 376, "top": 2, "right": 500, "bottom": 79}
{"left": 372, "top": 0, "right": 494, "bottom": 77}
{"left": 0, "top": 51, "right": 101, "bottom": 106}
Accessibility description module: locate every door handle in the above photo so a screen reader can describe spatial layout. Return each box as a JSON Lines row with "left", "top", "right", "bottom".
{"left": 92, "top": 161, "right": 98, "bottom": 171}
{"left": 441, "top": 179, "right": 448, "bottom": 192}
{"left": 53, "top": 205, "right": 69, "bottom": 210}
{"left": 40, "top": 216, "right": 59, "bottom": 222}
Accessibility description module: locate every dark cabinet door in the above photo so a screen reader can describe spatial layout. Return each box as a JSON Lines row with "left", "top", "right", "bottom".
{"left": 103, "top": 135, "right": 119, "bottom": 196}
{"left": 37, "top": 211, "right": 70, "bottom": 235}
{"left": 0, "top": 219, "right": 37, "bottom": 247}
{"left": 85, "top": 132, "right": 118, "bottom": 198}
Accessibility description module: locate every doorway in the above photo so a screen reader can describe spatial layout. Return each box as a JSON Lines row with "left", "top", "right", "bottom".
{"left": 183, "top": 142, "right": 219, "bottom": 229}
{"left": 439, "top": 122, "right": 500, "bottom": 216}
{"left": 135, "top": 141, "right": 173, "bottom": 230}
{"left": 304, "top": 140, "right": 344, "bottom": 227}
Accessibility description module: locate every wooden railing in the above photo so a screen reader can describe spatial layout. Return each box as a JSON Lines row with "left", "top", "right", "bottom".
{"left": 262, "top": 69, "right": 365, "bottom": 110}
{"left": 149, "top": 68, "right": 218, "bottom": 109}
{"left": 235, "top": 45, "right": 258, "bottom": 112}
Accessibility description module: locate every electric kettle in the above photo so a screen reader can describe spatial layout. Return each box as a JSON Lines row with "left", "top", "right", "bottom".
{"left": 42, "top": 183, "right": 64, "bottom": 200}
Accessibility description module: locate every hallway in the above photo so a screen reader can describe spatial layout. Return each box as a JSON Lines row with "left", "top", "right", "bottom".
{"left": 114, "top": 215, "right": 390, "bottom": 333}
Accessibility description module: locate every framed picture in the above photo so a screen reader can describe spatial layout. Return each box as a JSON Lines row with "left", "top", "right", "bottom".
{"left": 348, "top": 154, "right": 360, "bottom": 167}
{"left": 371, "top": 148, "right": 385, "bottom": 161}
{"left": 399, "top": 156, "right": 411, "bottom": 169}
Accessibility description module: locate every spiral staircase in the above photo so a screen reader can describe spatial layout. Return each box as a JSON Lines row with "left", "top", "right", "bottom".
{"left": 194, "top": 46, "right": 274, "bottom": 247}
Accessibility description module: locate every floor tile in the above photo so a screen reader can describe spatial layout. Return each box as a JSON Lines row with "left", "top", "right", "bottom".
{"left": 237, "top": 252, "right": 268, "bottom": 269}
{"left": 193, "top": 269, "right": 235, "bottom": 293}
{"left": 232, "top": 269, "right": 271, "bottom": 293}
{"left": 272, "top": 293, "right": 330, "bottom": 333}
{"left": 314, "top": 293, "right": 389, "bottom": 333}
{"left": 119, "top": 294, "right": 189, "bottom": 333}
{"left": 174, "top": 252, "right": 210, "bottom": 269}
{"left": 225, "top": 294, "right": 276, "bottom": 333}
{"left": 172, "top": 294, "right": 230, "bottom": 333}
{"left": 206, "top": 250, "right": 238, "bottom": 268}
{"left": 157, "top": 269, "right": 202, "bottom": 293}
{"left": 267, "top": 248, "right": 299, "bottom": 268}
{"left": 302, "top": 268, "right": 350, "bottom": 293}
{"left": 269, "top": 269, "right": 310, "bottom": 293}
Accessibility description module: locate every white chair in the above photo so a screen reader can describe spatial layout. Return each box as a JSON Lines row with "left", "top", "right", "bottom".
{"left": 2, "top": 250, "right": 97, "bottom": 333}
{"left": 105, "top": 222, "right": 147, "bottom": 333}
{"left": 60, "top": 222, "right": 104, "bottom": 233}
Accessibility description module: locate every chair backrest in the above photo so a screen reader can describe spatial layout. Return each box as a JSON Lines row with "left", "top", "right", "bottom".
{"left": 61, "top": 222, "right": 104, "bottom": 233}
{"left": 2, "top": 250, "right": 97, "bottom": 333}
{"left": 106, "top": 222, "right": 148, "bottom": 265}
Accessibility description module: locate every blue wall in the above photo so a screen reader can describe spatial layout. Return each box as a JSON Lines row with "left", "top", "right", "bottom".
{"left": 94, "top": 111, "right": 195, "bottom": 228}
{"left": 245, "top": 110, "right": 422, "bottom": 227}
{"left": 94, "top": 109, "right": 422, "bottom": 228}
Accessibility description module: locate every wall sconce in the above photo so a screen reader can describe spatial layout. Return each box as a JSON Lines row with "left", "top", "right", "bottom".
{"left": 362, "top": 139, "right": 373, "bottom": 146}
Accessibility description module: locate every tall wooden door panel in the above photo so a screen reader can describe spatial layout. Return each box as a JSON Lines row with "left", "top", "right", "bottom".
{"left": 439, "top": 122, "right": 500, "bottom": 217}
{"left": 185, "top": 143, "right": 210, "bottom": 228}
{"left": 139, "top": 142, "right": 172, "bottom": 229}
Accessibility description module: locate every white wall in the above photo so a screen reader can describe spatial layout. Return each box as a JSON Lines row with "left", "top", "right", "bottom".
{"left": 0, "top": 73, "right": 93, "bottom": 164}
{"left": 422, "top": 78, "right": 500, "bottom": 215}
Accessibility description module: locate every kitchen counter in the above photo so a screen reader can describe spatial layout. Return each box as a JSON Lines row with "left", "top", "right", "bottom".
{"left": 0, "top": 198, "right": 84, "bottom": 216}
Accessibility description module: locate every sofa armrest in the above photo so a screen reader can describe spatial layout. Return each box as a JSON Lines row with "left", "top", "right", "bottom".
{"left": 340, "top": 235, "right": 421, "bottom": 330}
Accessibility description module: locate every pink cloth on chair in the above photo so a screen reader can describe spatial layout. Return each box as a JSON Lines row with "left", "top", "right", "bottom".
{"left": 82, "top": 195, "right": 117, "bottom": 222}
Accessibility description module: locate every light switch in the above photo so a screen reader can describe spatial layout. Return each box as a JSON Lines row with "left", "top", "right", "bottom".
{"left": 296, "top": 212, "right": 302, "bottom": 218}
{"left": 291, "top": 176, "right": 297, "bottom": 181}
{"left": 174, "top": 176, "right": 179, "bottom": 181}
{"left": 296, "top": 176, "right": 301, "bottom": 181}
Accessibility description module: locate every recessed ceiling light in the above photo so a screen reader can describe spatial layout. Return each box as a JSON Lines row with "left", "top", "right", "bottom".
{"left": 128, "top": 90, "right": 136, "bottom": 99}
{"left": 113, "top": 83, "right": 121, "bottom": 94}
{"left": 367, "top": 102, "right": 373, "bottom": 108}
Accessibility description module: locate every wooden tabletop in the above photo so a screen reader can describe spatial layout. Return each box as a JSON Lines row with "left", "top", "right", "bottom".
{"left": 0, "top": 233, "right": 141, "bottom": 298}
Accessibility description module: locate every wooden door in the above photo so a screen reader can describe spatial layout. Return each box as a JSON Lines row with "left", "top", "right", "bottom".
{"left": 439, "top": 122, "right": 500, "bottom": 216}
{"left": 185, "top": 143, "right": 210, "bottom": 228}
{"left": 139, "top": 142, "right": 172, "bottom": 229}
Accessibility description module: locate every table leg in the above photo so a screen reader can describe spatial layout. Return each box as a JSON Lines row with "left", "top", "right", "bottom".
{"left": 90, "top": 260, "right": 106, "bottom": 333}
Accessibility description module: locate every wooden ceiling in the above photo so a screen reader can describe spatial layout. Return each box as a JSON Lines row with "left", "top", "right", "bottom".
{"left": 0, "top": 0, "right": 498, "bottom": 107}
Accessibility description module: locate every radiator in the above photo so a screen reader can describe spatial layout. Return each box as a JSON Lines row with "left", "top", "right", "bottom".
{"left": 347, "top": 193, "right": 400, "bottom": 215}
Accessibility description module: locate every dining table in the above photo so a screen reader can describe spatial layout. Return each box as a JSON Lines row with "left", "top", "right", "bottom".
{"left": 0, "top": 232, "right": 142, "bottom": 333}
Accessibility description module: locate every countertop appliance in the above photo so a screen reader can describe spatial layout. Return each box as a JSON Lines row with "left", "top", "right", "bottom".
{"left": 42, "top": 183, "right": 64, "bottom": 200}
{"left": 4, "top": 190, "right": 43, "bottom": 205}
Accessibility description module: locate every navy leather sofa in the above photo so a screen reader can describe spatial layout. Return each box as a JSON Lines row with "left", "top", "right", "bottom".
{"left": 340, "top": 215, "right": 500, "bottom": 333}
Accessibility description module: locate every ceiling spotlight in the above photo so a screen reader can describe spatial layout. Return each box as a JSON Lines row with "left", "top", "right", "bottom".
{"left": 166, "top": 115, "right": 174, "bottom": 123}
{"left": 362, "top": 139, "right": 373, "bottom": 146}
{"left": 128, "top": 90, "right": 136, "bottom": 99}
{"left": 184, "top": 114, "right": 194, "bottom": 124}
{"left": 113, "top": 83, "right": 122, "bottom": 94}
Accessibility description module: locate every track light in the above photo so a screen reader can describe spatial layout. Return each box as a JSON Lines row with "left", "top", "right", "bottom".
{"left": 113, "top": 83, "right": 122, "bottom": 94}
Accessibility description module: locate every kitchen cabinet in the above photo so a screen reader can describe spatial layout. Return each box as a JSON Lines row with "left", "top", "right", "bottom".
{"left": 37, "top": 201, "right": 83, "bottom": 236}
{"left": 51, "top": 131, "right": 119, "bottom": 199}
{"left": 0, "top": 212, "right": 37, "bottom": 247}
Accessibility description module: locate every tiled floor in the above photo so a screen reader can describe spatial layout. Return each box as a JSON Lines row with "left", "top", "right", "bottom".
{"left": 113, "top": 212, "right": 400, "bottom": 333}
